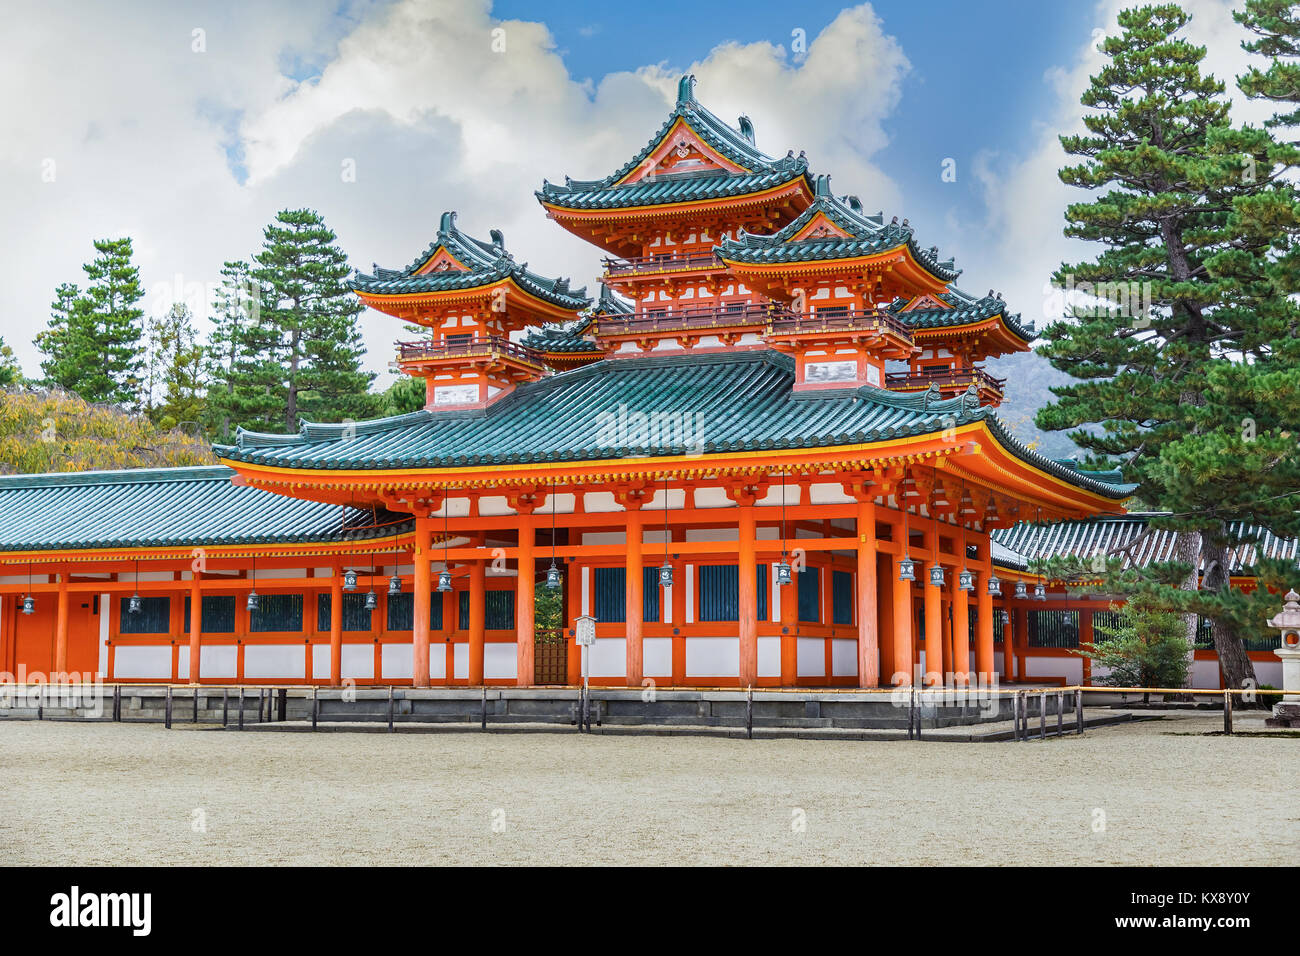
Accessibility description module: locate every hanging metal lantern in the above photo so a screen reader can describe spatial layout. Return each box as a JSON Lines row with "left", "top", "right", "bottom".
{"left": 21, "top": 594, "right": 35, "bottom": 615}
{"left": 546, "top": 562, "right": 563, "bottom": 590}
{"left": 899, "top": 556, "right": 915, "bottom": 582}
{"left": 388, "top": 574, "right": 402, "bottom": 596}
{"left": 1014, "top": 579, "right": 1028, "bottom": 600}
{"left": 128, "top": 593, "right": 142, "bottom": 614}
{"left": 929, "top": 564, "right": 945, "bottom": 588}
{"left": 958, "top": 568, "right": 974, "bottom": 592}
{"left": 246, "top": 589, "right": 259, "bottom": 612}
{"left": 437, "top": 569, "right": 453, "bottom": 593}
{"left": 364, "top": 589, "right": 377, "bottom": 611}
{"left": 343, "top": 568, "right": 358, "bottom": 591}
{"left": 775, "top": 560, "right": 793, "bottom": 587}
{"left": 1034, "top": 581, "right": 1047, "bottom": 602}
{"left": 658, "top": 561, "right": 673, "bottom": 588}
{"left": 987, "top": 574, "right": 1002, "bottom": 597}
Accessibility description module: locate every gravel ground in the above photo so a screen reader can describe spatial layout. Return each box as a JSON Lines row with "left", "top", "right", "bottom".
{"left": 0, "top": 712, "right": 1294, "bottom": 866}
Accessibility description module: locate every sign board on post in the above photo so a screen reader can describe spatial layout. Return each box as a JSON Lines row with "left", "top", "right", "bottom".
{"left": 575, "top": 616, "right": 596, "bottom": 647}
{"left": 575, "top": 615, "right": 597, "bottom": 732}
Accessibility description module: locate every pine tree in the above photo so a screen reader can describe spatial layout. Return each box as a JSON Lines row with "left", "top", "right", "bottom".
{"left": 0, "top": 337, "right": 20, "bottom": 387}
{"left": 1237, "top": 0, "right": 1300, "bottom": 133}
{"left": 35, "top": 283, "right": 84, "bottom": 390}
{"left": 1034, "top": 5, "right": 1298, "bottom": 693}
{"left": 240, "top": 210, "right": 379, "bottom": 433}
{"left": 147, "top": 303, "right": 206, "bottom": 430}
{"left": 205, "top": 260, "right": 259, "bottom": 441}
{"left": 35, "top": 240, "right": 145, "bottom": 405}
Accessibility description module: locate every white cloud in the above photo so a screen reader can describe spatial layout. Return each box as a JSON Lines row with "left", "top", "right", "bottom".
{"left": 3, "top": 0, "right": 911, "bottom": 389}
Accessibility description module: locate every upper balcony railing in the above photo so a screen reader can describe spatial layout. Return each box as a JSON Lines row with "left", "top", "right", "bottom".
{"left": 594, "top": 303, "right": 788, "bottom": 336}
{"left": 396, "top": 335, "right": 543, "bottom": 367}
{"left": 602, "top": 252, "right": 723, "bottom": 278}
{"left": 884, "top": 366, "right": 1006, "bottom": 393}
{"left": 766, "top": 307, "right": 913, "bottom": 342}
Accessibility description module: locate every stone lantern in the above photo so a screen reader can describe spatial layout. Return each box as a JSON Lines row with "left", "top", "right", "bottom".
{"left": 1264, "top": 589, "right": 1300, "bottom": 728}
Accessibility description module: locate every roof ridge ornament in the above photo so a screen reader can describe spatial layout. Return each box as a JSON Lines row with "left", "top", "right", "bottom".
{"left": 738, "top": 114, "right": 754, "bottom": 144}
{"left": 439, "top": 210, "right": 457, "bottom": 235}
{"left": 676, "top": 74, "right": 696, "bottom": 107}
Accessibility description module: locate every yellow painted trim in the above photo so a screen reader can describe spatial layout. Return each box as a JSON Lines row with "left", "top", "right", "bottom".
{"left": 611, "top": 117, "right": 749, "bottom": 187}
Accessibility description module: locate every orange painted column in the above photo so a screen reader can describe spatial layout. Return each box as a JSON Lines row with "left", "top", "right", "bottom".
{"left": 779, "top": 559, "right": 796, "bottom": 686}
{"left": 1002, "top": 606, "right": 1015, "bottom": 681}
{"left": 516, "top": 515, "right": 535, "bottom": 686}
{"left": 188, "top": 573, "right": 202, "bottom": 683}
{"left": 892, "top": 514, "right": 914, "bottom": 685}
{"left": 469, "top": 557, "right": 486, "bottom": 685}
{"left": 54, "top": 571, "right": 69, "bottom": 677}
{"left": 1080, "top": 608, "right": 1094, "bottom": 685}
{"left": 923, "top": 523, "right": 943, "bottom": 686}
{"left": 1015, "top": 605, "right": 1028, "bottom": 679}
{"left": 953, "top": 577, "right": 971, "bottom": 687}
{"left": 876, "top": 553, "right": 894, "bottom": 681}
{"left": 625, "top": 507, "right": 644, "bottom": 687}
{"left": 856, "top": 499, "right": 879, "bottom": 688}
{"left": 413, "top": 515, "right": 433, "bottom": 688}
{"left": 329, "top": 567, "right": 343, "bottom": 687}
{"left": 738, "top": 504, "right": 757, "bottom": 687}
{"left": 975, "top": 541, "right": 995, "bottom": 684}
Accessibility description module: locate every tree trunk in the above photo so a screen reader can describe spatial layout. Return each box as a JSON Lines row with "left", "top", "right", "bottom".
{"left": 1172, "top": 529, "right": 1201, "bottom": 690}
{"left": 1201, "top": 537, "right": 1259, "bottom": 705}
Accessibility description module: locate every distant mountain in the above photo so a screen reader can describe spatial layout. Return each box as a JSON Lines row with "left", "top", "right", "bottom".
{"left": 985, "top": 349, "right": 1089, "bottom": 461}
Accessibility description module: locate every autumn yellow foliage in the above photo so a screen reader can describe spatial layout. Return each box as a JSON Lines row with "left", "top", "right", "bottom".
{"left": 0, "top": 387, "right": 215, "bottom": 475}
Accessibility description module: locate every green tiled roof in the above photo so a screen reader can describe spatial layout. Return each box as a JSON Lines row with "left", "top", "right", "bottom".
{"left": 717, "top": 178, "right": 960, "bottom": 283}
{"left": 993, "top": 515, "right": 1298, "bottom": 574}
{"left": 351, "top": 211, "right": 590, "bottom": 310}
{"left": 520, "top": 319, "right": 601, "bottom": 354}
{"left": 0, "top": 466, "right": 408, "bottom": 553}
{"left": 537, "top": 75, "right": 812, "bottom": 212}
{"left": 890, "top": 288, "right": 1036, "bottom": 341}
{"left": 215, "top": 351, "right": 1131, "bottom": 500}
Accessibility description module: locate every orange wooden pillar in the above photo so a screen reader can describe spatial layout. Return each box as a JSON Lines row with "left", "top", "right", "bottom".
{"left": 1002, "top": 605, "right": 1015, "bottom": 681}
{"left": 54, "top": 570, "right": 69, "bottom": 677}
{"left": 876, "top": 552, "right": 894, "bottom": 681}
{"left": 1080, "top": 607, "right": 1094, "bottom": 685}
{"left": 515, "top": 515, "right": 535, "bottom": 686}
{"left": 188, "top": 573, "right": 202, "bottom": 683}
{"left": 625, "top": 506, "right": 644, "bottom": 687}
{"left": 412, "top": 515, "right": 433, "bottom": 687}
{"left": 469, "top": 555, "right": 486, "bottom": 684}
{"left": 329, "top": 565, "right": 343, "bottom": 687}
{"left": 855, "top": 498, "right": 879, "bottom": 688}
{"left": 779, "top": 557, "right": 796, "bottom": 686}
{"left": 891, "top": 552, "right": 913, "bottom": 686}
{"left": 975, "top": 539, "right": 995, "bottom": 683}
{"left": 953, "top": 577, "right": 971, "bottom": 687}
{"left": 1015, "top": 605, "right": 1028, "bottom": 679}
{"left": 923, "top": 522, "right": 943, "bottom": 686}
{"left": 738, "top": 503, "right": 757, "bottom": 687}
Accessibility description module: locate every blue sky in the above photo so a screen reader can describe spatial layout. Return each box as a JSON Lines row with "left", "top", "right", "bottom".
{"left": 1, "top": 0, "right": 1259, "bottom": 396}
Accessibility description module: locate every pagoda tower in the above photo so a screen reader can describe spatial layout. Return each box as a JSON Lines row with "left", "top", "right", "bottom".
{"left": 537, "top": 74, "right": 815, "bottom": 358}
{"left": 350, "top": 211, "right": 589, "bottom": 410}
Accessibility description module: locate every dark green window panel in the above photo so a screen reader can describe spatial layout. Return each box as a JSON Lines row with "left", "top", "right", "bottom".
{"left": 1028, "top": 610, "right": 1079, "bottom": 648}
{"left": 458, "top": 591, "right": 469, "bottom": 631}
{"left": 699, "top": 565, "right": 738, "bottom": 622}
{"left": 832, "top": 570, "right": 853, "bottom": 625}
{"left": 485, "top": 590, "right": 514, "bottom": 631}
{"left": 317, "top": 592, "right": 373, "bottom": 632}
{"left": 249, "top": 593, "right": 303, "bottom": 633}
{"left": 120, "top": 596, "right": 170, "bottom": 634}
{"left": 798, "top": 567, "right": 821, "bottom": 623}
{"left": 182, "top": 594, "right": 236, "bottom": 634}
{"left": 593, "top": 567, "right": 661, "bottom": 623}
{"left": 387, "top": 592, "right": 443, "bottom": 631}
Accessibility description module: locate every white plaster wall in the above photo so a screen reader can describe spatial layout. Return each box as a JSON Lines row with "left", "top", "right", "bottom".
{"left": 685, "top": 636, "right": 739, "bottom": 677}
{"left": 453, "top": 644, "right": 468, "bottom": 680}
{"left": 381, "top": 642, "right": 414, "bottom": 680}
{"left": 258, "top": 568, "right": 307, "bottom": 580}
{"left": 590, "top": 637, "right": 627, "bottom": 677}
{"left": 797, "top": 637, "right": 825, "bottom": 677}
{"left": 643, "top": 637, "right": 672, "bottom": 678}
{"left": 757, "top": 636, "right": 780, "bottom": 677}
{"left": 583, "top": 532, "right": 627, "bottom": 545}
{"left": 685, "top": 564, "right": 695, "bottom": 622}
{"left": 685, "top": 527, "right": 738, "bottom": 542}
{"left": 113, "top": 646, "right": 172, "bottom": 679}
{"left": 311, "top": 644, "right": 330, "bottom": 680}
{"left": 831, "top": 639, "right": 858, "bottom": 677}
{"left": 202, "top": 645, "right": 238, "bottom": 679}
{"left": 341, "top": 644, "right": 373, "bottom": 680}
{"left": 583, "top": 492, "right": 621, "bottom": 513}
{"left": 478, "top": 496, "right": 516, "bottom": 516}
{"left": 1024, "top": 655, "right": 1083, "bottom": 685}
{"left": 244, "top": 645, "right": 303, "bottom": 679}
{"left": 693, "top": 487, "right": 736, "bottom": 509}
{"left": 484, "top": 643, "right": 517, "bottom": 680}
{"left": 809, "top": 483, "right": 855, "bottom": 505}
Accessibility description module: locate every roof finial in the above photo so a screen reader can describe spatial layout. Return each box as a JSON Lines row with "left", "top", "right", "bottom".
{"left": 676, "top": 74, "right": 696, "bottom": 107}
{"left": 490, "top": 228, "right": 505, "bottom": 250}
{"left": 737, "top": 114, "right": 754, "bottom": 144}
{"left": 815, "top": 174, "right": 832, "bottom": 198}
{"left": 439, "top": 211, "right": 457, "bottom": 234}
